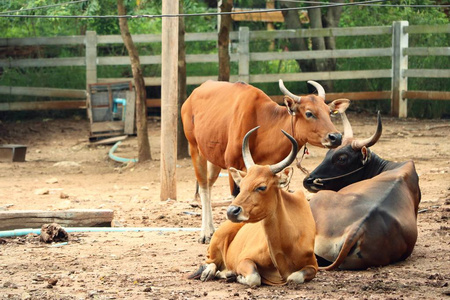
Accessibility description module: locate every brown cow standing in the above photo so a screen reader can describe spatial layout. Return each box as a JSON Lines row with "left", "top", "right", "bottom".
{"left": 189, "top": 127, "right": 318, "bottom": 286}
{"left": 303, "top": 112, "right": 421, "bottom": 270}
{"left": 181, "top": 80, "right": 349, "bottom": 243}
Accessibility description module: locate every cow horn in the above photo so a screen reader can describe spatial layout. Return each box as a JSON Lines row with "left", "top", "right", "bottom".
{"left": 242, "top": 126, "right": 260, "bottom": 170}
{"left": 307, "top": 80, "right": 326, "bottom": 99}
{"left": 351, "top": 111, "right": 382, "bottom": 150}
{"left": 341, "top": 112, "right": 354, "bottom": 144}
{"left": 279, "top": 79, "right": 301, "bottom": 103}
{"left": 269, "top": 130, "right": 299, "bottom": 174}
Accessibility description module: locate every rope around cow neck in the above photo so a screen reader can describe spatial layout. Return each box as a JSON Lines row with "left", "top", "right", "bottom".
{"left": 290, "top": 113, "right": 310, "bottom": 175}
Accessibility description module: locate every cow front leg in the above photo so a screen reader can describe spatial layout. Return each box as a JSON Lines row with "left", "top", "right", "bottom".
{"left": 287, "top": 265, "right": 317, "bottom": 284}
{"left": 200, "top": 263, "right": 217, "bottom": 282}
{"left": 190, "top": 147, "right": 214, "bottom": 243}
{"left": 198, "top": 183, "right": 214, "bottom": 244}
{"left": 236, "top": 259, "right": 261, "bottom": 287}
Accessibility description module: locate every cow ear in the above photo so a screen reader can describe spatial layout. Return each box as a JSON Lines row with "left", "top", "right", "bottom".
{"left": 361, "top": 146, "right": 370, "bottom": 165}
{"left": 284, "top": 97, "right": 298, "bottom": 115}
{"left": 329, "top": 98, "right": 350, "bottom": 114}
{"left": 278, "top": 166, "right": 294, "bottom": 188}
{"left": 229, "top": 167, "right": 246, "bottom": 187}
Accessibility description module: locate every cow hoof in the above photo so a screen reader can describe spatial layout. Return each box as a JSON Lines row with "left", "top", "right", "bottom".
{"left": 225, "top": 271, "right": 237, "bottom": 283}
{"left": 200, "top": 263, "right": 217, "bottom": 282}
{"left": 237, "top": 273, "right": 261, "bottom": 287}
{"left": 187, "top": 264, "right": 207, "bottom": 280}
{"left": 198, "top": 235, "right": 212, "bottom": 244}
{"left": 287, "top": 271, "right": 305, "bottom": 284}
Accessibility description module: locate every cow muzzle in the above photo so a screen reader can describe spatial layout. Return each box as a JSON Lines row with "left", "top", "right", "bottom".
{"left": 303, "top": 177, "right": 323, "bottom": 192}
{"left": 322, "top": 132, "right": 342, "bottom": 148}
{"left": 226, "top": 205, "right": 248, "bottom": 223}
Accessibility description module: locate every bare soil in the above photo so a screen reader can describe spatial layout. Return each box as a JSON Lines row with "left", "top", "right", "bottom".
{"left": 0, "top": 111, "right": 449, "bottom": 300}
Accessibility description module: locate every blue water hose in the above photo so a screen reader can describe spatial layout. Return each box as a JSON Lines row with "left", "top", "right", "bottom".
{"left": 108, "top": 141, "right": 138, "bottom": 163}
{"left": 0, "top": 227, "right": 200, "bottom": 238}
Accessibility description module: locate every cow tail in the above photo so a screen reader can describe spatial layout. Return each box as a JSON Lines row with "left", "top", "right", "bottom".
{"left": 319, "top": 223, "right": 364, "bottom": 271}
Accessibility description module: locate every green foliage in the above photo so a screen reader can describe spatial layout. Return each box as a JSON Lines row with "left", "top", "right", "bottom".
{"left": 0, "top": 1, "right": 448, "bottom": 118}
{"left": 337, "top": 1, "right": 449, "bottom": 118}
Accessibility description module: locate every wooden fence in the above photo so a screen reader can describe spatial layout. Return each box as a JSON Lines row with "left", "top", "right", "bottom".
{"left": 0, "top": 21, "right": 449, "bottom": 117}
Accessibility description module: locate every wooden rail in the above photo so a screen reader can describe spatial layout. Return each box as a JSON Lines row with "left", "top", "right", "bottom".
{"left": 0, "top": 22, "right": 449, "bottom": 117}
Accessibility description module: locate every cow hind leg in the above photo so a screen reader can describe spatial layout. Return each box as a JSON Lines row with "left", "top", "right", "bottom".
{"left": 287, "top": 265, "right": 317, "bottom": 284}
{"left": 236, "top": 259, "right": 261, "bottom": 287}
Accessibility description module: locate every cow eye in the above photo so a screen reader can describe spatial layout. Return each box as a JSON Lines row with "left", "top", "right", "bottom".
{"left": 336, "top": 154, "right": 347, "bottom": 165}
{"left": 305, "top": 111, "right": 316, "bottom": 119}
{"left": 255, "top": 186, "right": 267, "bottom": 192}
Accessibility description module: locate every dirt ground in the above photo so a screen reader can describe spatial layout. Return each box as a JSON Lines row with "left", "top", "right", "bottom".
{"left": 0, "top": 111, "right": 449, "bottom": 300}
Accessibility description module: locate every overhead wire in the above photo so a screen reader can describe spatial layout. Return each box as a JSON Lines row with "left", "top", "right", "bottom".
{"left": 1, "top": 0, "right": 388, "bottom": 19}
{"left": 279, "top": 0, "right": 450, "bottom": 8}
{"left": 0, "top": 0, "right": 448, "bottom": 19}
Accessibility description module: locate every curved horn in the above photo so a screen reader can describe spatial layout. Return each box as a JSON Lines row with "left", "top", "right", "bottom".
{"left": 351, "top": 111, "right": 382, "bottom": 150}
{"left": 269, "top": 130, "right": 299, "bottom": 174}
{"left": 307, "top": 80, "right": 326, "bottom": 99}
{"left": 341, "top": 112, "right": 354, "bottom": 144}
{"left": 279, "top": 79, "right": 301, "bottom": 103}
{"left": 242, "top": 126, "right": 260, "bottom": 170}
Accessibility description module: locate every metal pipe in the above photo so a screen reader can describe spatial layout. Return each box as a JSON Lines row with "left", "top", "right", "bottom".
{"left": 108, "top": 141, "right": 138, "bottom": 163}
{"left": 0, "top": 227, "right": 200, "bottom": 238}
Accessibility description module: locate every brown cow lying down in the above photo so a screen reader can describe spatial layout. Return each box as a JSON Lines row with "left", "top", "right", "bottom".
{"left": 189, "top": 127, "right": 318, "bottom": 286}
{"left": 303, "top": 112, "right": 421, "bottom": 270}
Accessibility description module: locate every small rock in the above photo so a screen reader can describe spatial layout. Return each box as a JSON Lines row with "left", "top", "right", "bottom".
{"left": 53, "top": 161, "right": 81, "bottom": 168}
{"left": 34, "top": 188, "right": 49, "bottom": 195}
{"left": 21, "top": 292, "right": 31, "bottom": 300}
{"left": 40, "top": 223, "right": 69, "bottom": 243}
{"left": 60, "top": 192, "right": 69, "bottom": 199}
{"left": 46, "top": 177, "right": 58, "bottom": 184}
{"left": 48, "top": 278, "right": 58, "bottom": 286}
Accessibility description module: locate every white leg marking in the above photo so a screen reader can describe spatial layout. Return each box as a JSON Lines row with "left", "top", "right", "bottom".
{"left": 200, "top": 263, "right": 217, "bottom": 282}
{"left": 237, "top": 273, "right": 261, "bottom": 287}
{"left": 199, "top": 186, "right": 214, "bottom": 243}
{"left": 287, "top": 271, "right": 305, "bottom": 284}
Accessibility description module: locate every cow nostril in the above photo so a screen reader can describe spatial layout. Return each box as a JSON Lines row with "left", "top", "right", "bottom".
{"left": 305, "top": 178, "right": 314, "bottom": 185}
{"left": 328, "top": 133, "right": 342, "bottom": 145}
{"left": 227, "top": 206, "right": 242, "bottom": 219}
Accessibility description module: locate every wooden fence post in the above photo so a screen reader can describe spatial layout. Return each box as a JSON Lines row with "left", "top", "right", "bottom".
{"left": 238, "top": 26, "right": 250, "bottom": 83}
{"left": 160, "top": 1, "right": 179, "bottom": 201}
{"left": 85, "top": 31, "right": 98, "bottom": 89}
{"left": 391, "top": 21, "right": 409, "bottom": 118}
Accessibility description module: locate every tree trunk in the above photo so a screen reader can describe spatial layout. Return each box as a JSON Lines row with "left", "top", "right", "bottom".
{"left": 323, "top": 1, "right": 344, "bottom": 76}
{"left": 281, "top": 2, "right": 313, "bottom": 74}
{"left": 308, "top": 4, "right": 331, "bottom": 91}
{"left": 218, "top": 0, "right": 233, "bottom": 81}
{"left": 117, "top": 0, "right": 151, "bottom": 162}
{"left": 281, "top": 1, "right": 345, "bottom": 92}
{"left": 177, "top": 2, "right": 189, "bottom": 158}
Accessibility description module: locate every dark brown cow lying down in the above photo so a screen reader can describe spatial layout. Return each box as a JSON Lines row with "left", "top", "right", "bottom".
{"left": 189, "top": 127, "right": 318, "bottom": 286}
{"left": 303, "top": 112, "right": 421, "bottom": 270}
